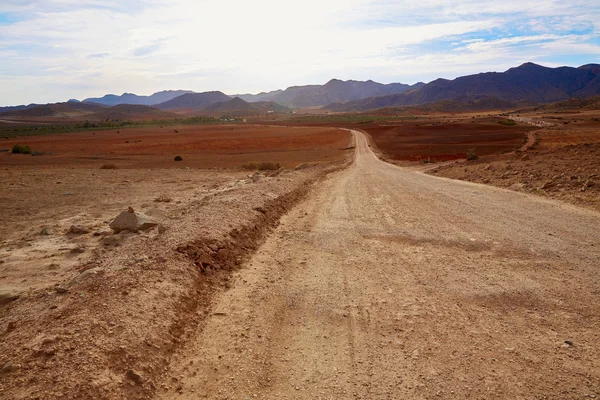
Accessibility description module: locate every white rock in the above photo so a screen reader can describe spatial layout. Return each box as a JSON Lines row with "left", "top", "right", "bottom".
{"left": 109, "top": 207, "right": 158, "bottom": 233}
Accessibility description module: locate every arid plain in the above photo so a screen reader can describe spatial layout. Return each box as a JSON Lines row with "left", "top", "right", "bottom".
{"left": 1, "top": 104, "right": 599, "bottom": 399}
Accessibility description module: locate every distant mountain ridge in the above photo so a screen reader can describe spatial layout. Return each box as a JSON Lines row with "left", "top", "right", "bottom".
{"left": 0, "top": 104, "right": 39, "bottom": 114}
{"left": 3, "top": 63, "right": 600, "bottom": 113}
{"left": 0, "top": 102, "right": 106, "bottom": 118}
{"left": 83, "top": 90, "right": 194, "bottom": 106}
{"left": 236, "top": 79, "right": 424, "bottom": 108}
{"left": 155, "top": 91, "right": 232, "bottom": 111}
{"left": 202, "top": 97, "right": 290, "bottom": 116}
{"left": 325, "top": 63, "right": 600, "bottom": 112}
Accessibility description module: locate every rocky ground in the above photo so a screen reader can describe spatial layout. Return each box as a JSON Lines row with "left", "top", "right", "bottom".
{"left": 429, "top": 142, "right": 600, "bottom": 212}
{"left": 0, "top": 158, "right": 349, "bottom": 399}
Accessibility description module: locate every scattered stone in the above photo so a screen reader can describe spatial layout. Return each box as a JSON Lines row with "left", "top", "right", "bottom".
{"left": 68, "top": 225, "right": 91, "bottom": 234}
{"left": 254, "top": 206, "right": 267, "bottom": 214}
{"left": 40, "top": 227, "right": 53, "bottom": 235}
{"left": 0, "top": 291, "right": 20, "bottom": 305}
{"left": 54, "top": 286, "right": 68, "bottom": 294}
{"left": 125, "top": 369, "right": 144, "bottom": 385}
{"left": 70, "top": 246, "right": 86, "bottom": 254}
{"left": 102, "top": 234, "right": 124, "bottom": 246}
{"left": 209, "top": 243, "right": 220, "bottom": 252}
{"left": 109, "top": 207, "right": 159, "bottom": 233}
{"left": 564, "top": 340, "right": 574, "bottom": 346}
{"left": 154, "top": 195, "right": 172, "bottom": 203}
{"left": 224, "top": 281, "right": 232, "bottom": 289}
{"left": 0, "top": 362, "right": 18, "bottom": 374}
{"left": 540, "top": 181, "right": 553, "bottom": 190}
{"left": 158, "top": 224, "right": 167, "bottom": 234}
{"left": 74, "top": 267, "right": 105, "bottom": 282}
{"left": 5, "top": 321, "right": 16, "bottom": 333}
{"left": 251, "top": 173, "right": 262, "bottom": 182}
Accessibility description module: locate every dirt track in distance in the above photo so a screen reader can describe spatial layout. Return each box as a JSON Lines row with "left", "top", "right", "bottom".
{"left": 159, "top": 130, "right": 600, "bottom": 399}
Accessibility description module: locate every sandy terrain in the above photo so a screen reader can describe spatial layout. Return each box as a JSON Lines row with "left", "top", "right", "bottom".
{"left": 155, "top": 131, "right": 600, "bottom": 399}
{"left": 0, "top": 124, "right": 349, "bottom": 169}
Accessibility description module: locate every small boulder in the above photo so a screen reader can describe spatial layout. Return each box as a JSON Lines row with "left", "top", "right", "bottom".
{"left": 109, "top": 207, "right": 158, "bottom": 233}
{"left": 68, "top": 225, "right": 91, "bottom": 235}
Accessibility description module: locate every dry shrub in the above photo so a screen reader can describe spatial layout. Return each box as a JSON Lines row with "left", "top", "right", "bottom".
{"left": 242, "top": 162, "right": 281, "bottom": 171}
{"left": 100, "top": 164, "right": 118, "bottom": 169}
{"left": 466, "top": 149, "right": 478, "bottom": 161}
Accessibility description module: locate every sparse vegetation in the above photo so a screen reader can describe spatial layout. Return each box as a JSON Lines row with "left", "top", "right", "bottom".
{"left": 100, "top": 163, "right": 118, "bottom": 169}
{"left": 466, "top": 148, "right": 478, "bottom": 161}
{"left": 174, "top": 155, "right": 183, "bottom": 161}
{"left": 11, "top": 144, "right": 32, "bottom": 154}
{"left": 0, "top": 115, "right": 219, "bottom": 139}
{"left": 31, "top": 150, "right": 44, "bottom": 156}
{"left": 498, "top": 119, "right": 517, "bottom": 126}
{"left": 242, "top": 162, "right": 281, "bottom": 171}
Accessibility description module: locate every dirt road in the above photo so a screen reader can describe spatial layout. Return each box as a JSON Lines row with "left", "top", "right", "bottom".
{"left": 519, "top": 131, "right": 537, "bottom": 152}
{"left": 160, "top": 130, "right": 600, "bottom": 399}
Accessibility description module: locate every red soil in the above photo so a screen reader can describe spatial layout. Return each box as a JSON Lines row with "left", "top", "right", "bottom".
{"left": 0, "top": 124, "right": 351, "bottom": 169}
{"left": 362, "top": 119, "right": 535, "bottom": 161}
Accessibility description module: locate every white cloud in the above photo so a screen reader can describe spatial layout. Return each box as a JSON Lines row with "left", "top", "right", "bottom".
{"left": 0, "top": 0, "right": 599, "bottom": 105}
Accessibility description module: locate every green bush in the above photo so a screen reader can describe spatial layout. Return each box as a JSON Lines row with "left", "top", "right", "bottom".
{"left": 12, "top": 144, "right": 32, "bottom": 154}
{"left": 498, "top": 119, "right": 516, "bottom": 126}
{"left": 174, "top": 155, "right": 183, "bottom": 161}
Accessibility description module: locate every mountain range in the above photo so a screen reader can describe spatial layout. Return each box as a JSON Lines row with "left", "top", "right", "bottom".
{"left": 82, "top": 90, "right": 194, "bottom": 107}
{"left": 324, "top": 63, "right": 600, "bottom": 112}
{"left": 2, "top": 63, "right": 599, "bottom": 116}
{"left": 234, "top": 79, "right": 424, "bottom": 108}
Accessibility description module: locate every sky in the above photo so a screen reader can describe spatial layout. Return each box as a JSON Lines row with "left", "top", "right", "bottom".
{"left": 0, "top": 0, "right": 599, "bottom": 106}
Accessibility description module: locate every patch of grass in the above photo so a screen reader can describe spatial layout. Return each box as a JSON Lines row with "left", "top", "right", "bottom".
{"left": 242, "top": 162, "right": 281, "bottom": 171}
{"left": 11, "top": 144, "right": 32, "bottom": 154}
{"left": 498, "top": 119, "right": 517, "bottom": 126}
{"left": 100, "top": 163, "right": 118, "bottom": 169}
{"left": 466, "top": 148, "right": 478, "bottom": 161}
{"left": 174, "top": 155, "right": 183, "bottom": 161}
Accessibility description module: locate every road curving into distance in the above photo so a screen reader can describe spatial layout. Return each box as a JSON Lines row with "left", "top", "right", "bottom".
{"left": 160, "top": 130, "right": 600, "bottom": 399}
